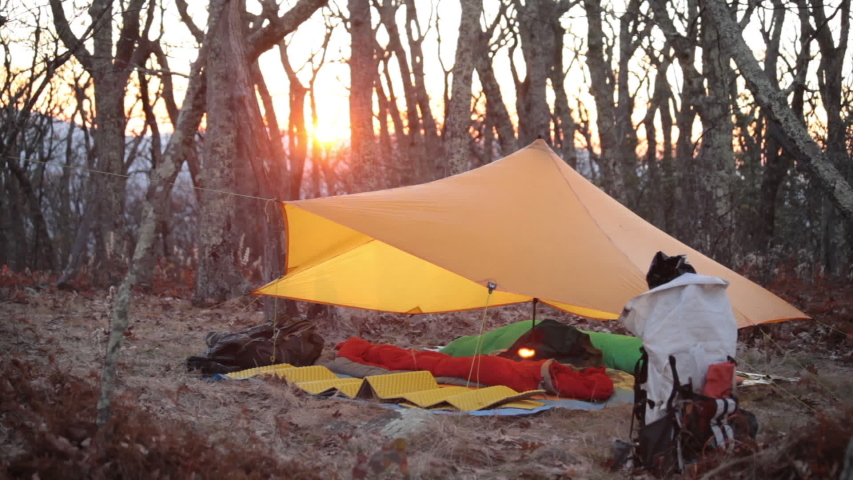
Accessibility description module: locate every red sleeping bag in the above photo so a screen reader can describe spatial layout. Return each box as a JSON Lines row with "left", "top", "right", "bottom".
{"left": 335, "top": 337, "right": 614, "bottom": 401}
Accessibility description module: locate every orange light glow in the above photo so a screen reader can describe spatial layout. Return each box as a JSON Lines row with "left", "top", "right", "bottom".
{"left": 308, "top": 120, "right": 348, "bottom": 147}
{"left": 518, "top": 348, "right": 536, "bottom": 359}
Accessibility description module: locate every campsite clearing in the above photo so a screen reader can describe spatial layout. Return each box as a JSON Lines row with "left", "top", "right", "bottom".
{"left": 1, "top": 286, "right": 851, "bottom": 479}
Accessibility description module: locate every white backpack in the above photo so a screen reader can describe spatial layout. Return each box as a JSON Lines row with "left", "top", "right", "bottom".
{"left": 620, "top": 273, "right": 741, "bottom": 472}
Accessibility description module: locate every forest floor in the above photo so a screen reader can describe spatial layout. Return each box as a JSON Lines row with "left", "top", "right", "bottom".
{"left": 1, "top": 268, "right": 852, "bottom": 479}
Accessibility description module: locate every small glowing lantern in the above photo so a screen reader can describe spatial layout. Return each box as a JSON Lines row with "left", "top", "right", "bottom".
{"left": 518, "top": 347, "right": 536, "bottom": 359}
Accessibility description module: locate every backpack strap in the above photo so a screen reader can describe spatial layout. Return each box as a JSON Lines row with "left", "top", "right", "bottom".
{"left": 666, "top": 355, "right": 687, "bottom": 472}
{"left": 665, "top": 355, "right": 682, "bottom": 411}
{"left": 631, "top": 347, "right": 650, "bottom": 432}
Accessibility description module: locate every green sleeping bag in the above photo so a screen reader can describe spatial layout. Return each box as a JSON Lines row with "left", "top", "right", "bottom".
{"left": 439, "top": 319, "right": 643, "bottom": 373}
{"left": 581, "top": 330, "right": 644, "bottom": 374}
{"left": 439, "top": 321, "right": 534, "bottom": 358}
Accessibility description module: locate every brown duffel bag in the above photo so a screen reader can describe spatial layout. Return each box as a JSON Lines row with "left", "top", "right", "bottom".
{"left": 186, "top": 317, "right": 324, "bottom": 375}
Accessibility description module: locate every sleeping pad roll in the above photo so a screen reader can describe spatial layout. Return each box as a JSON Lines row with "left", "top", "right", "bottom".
{"left": 439, "top": 319, "right": 643, "bottom": 374}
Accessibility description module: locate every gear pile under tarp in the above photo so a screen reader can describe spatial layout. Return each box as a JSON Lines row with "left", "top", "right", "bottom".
{"left": 440, "top": 319, "right": 644, "bottom": 373}
{"left": 335, "top": 337, "right": 614, "bottom": 401}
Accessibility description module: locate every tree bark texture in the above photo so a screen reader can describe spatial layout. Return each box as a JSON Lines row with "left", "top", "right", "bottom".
{"left": 697, "top": 4, "right": 736, "bottom": 260}
{"left": 584, "top": 0, "right": 640, "bottom": 204}
{"left": 444, "top": 0, "right": 483, "bottom": 176}
{"left": 50, "top": 0, "right": 148, "bottom": 283}
{"left": 193, "top": 0, "right": 252, "bottom": 305}
{"left": 703, "top": 0, "right": 853, "bottom": 224}
{"left": 755, "top": 0, "right": 791, "bottom": 250}
{"left": 476, "top": 50, "right": 517, "bottom": 156}
{"left": 97, "top": 0, "right": 226, "bottom": 427}
{"left": 98, "top": 0, "right": 324, "bottom": 427}
{"left": 549, "top": 14, "right": 576, "bottom": 168}
{"left": 404, "top": 0, "right": 441, "bottom": 180}
{"left": 650, "top": 0, "right": 705, "bottom": 241}
{"left": 348, "top": 0, "right": 380, "bottom": 190}
{"left": 515, "top": 0, "right": 563, "bottom": 146}
{"left": 225, "top": 0, "right": 291, "bottom": 325}
{"left": 279, "top": 43, "right": 308, "bottom": 199}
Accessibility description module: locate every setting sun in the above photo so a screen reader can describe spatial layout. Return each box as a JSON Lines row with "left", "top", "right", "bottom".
{"left": 308, "top": 117, "right": 349, "bottom": 147}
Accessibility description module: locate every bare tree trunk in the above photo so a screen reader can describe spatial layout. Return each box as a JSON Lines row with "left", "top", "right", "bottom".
{"left": 584, "top": 0, "right": 626, "bottom": 201}
{"left": 279, "top": 43, "right": 308, "bottom": 199}
{"left": 549, "top": 16, "right": 576, "bottom": 168}
{"left": 756, "top": 0, "right": 793, "bottom": 250}
{"left": 57, "top": 119, "right": 75, "bottom": 264}
{"left": 6, "top": 158, "right": 57, "bottom": 270}
{"left": 348, "top": 0, "right": 380, "bottom": 190}
{"left": 253, "top": 61, "right": 290, "bottom": 199}
{"left": 379, "top": 62, "right": 410, "bottom": 184}
{"left": 697, "top": 4, "right": 736, "bottom": 260}
{"left": 50, "top": 0, "right": 148, "bottom": 284}
{"left": 226, "top": 0, "right": 293, "bottom": 325}
{"left": 650, "top": 0, "right": 704, "bottom": 242}
{"left": 642, "top": 54, "right": 673, "bottom": 228}
{"left": 614, "top": 0, "right": 643, "bottom": 204}
{"left": 515, "top": 0, "right": 563, "bottom": 146}
{"left": 810, "top": 0, "right": 851, "bottom": 272}
{"left": 375, "top": 75, "right": 397, "bottom": 184}
{"left": 0, "top": 174, "right": 25, "bottom": 270}
{"left": 98, "top": 0, "right": 325, "bottom": 427}
{"left": 703, "top": 0, "right": 853, "bottom": 223}
{"left": 96, "top": 1, "right": 226, "bottom": 426}
{"left": 405, "top": 0, "right": 440, "bottom": 180}
{"left": 193, "top": 0, "right": 251, "bottom": 305}
{"left": 376, "top": 0, "right": 421, "bottom": 152}
{"left": 477, "top": 51, "right": 517, "bottom": 156}
{"left": 445, "top": 0, "right": 483, "bottom": 175}
{"left": 56, "top": 184, "right": 100, "bottom": 288}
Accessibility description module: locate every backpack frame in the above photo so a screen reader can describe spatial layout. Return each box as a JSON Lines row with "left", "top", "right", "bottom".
{"left": 631, "top": 348, "right": 742, "bottom": 474}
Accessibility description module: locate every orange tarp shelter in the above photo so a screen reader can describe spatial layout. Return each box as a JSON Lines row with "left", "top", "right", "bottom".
{"left": 255, "top": 140, "right": 807, "bottom": 328}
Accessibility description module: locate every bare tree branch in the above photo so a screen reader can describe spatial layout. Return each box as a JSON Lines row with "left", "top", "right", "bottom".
{"left": 247, "top": 0, "right": 330, "bottom": 61}
{"left": 48, "top": 0, "right": 95, "bottom": 71}
{"left": 703, "top": 0, "right": 853, "bottom": 223}
{"left": 175, "top": 0, "right": 205, "bottom": 43}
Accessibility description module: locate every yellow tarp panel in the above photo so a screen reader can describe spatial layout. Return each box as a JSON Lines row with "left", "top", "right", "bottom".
{"left": 257, "top": 232, "right": 531, "bottom": 313}
{"left": 438, "top": 386, "right": 546, "bottom": 412}
{"left": 296, "top": 378, "right": 364, "bottom": 398}
{"left": 357, "top": 371, "right": 439, "bottom": 401}
{"left": 256, "top": 140, "right": 806, "bottom": 327}
{"left": 226, "top": 363, "right": 293, "bottom": 380}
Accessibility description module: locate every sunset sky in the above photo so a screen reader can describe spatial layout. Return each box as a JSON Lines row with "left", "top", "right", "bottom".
{"left": 4, "top": 0, "right": 846, "bottom": 150}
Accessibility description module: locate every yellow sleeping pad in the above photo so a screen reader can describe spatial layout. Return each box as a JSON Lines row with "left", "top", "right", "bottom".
{"left": 296, "top": 378, "right": 364, "bottom": 398}
{"left": 439, "top": 386, "right": 545, "bottom": 411}
{"left": 226, "top": 363, "right": 294, "bottom": 379}
{"left": 228, "top": 366, "right": 545, "bottom": 412}
{"left": 608, "top": 369, "right": 635, "bottom": 390}
{"left": 401, "top": 397, "right": 543, "bottom": 411}
{"left": 495, "top": 399, "right": 545, "bottom": 410}
{"left": 278, "top": 365, "right": 338, "bottom": 383}
{"left": 399, "top": 386, "right": 471, "bottom": 408}
{"left": 357, "top": 371, "right": 439, "bottom": 401}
